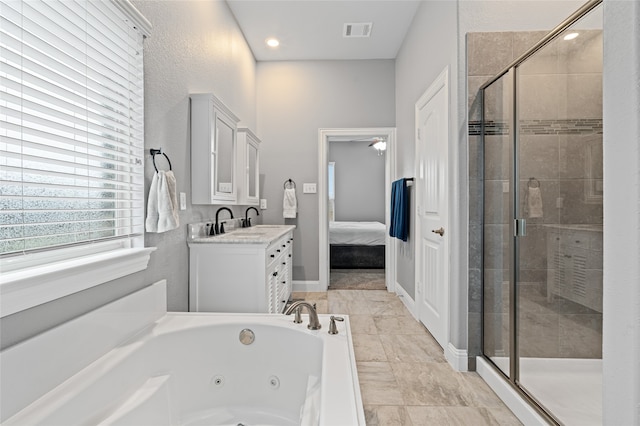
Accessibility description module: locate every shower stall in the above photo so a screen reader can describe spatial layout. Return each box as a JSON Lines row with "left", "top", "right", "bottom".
{"left": 479, "top": 1, "right": 603, "bottom": 424}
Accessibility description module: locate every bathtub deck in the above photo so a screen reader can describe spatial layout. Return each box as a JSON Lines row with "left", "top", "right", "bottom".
{"left": 293, "top": 289, "right": 522, "bottom": 425}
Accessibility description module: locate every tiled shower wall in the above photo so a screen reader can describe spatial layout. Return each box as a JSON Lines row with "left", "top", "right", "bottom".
{"left": 467, "top": 30, "right": 604, "bottom": 364}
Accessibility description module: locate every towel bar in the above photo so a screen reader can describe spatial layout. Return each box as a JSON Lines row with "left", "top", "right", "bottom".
{"left": 150, "top": 148, "right": 172, "bottom": 172}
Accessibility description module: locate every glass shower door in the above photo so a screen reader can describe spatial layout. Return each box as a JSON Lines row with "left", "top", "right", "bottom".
{"left": 515, "top": 14, "right": 603, "bottom": 425}
{"left": 480, "top": 3, "right": 604, "bottom": 423}
{"left": 482, "top": 71, "right": 513, "bottom": 377}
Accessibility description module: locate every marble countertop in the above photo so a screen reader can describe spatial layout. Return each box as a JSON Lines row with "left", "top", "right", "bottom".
{"left": 188, "top": 224, "right": 295, "bottom": 245}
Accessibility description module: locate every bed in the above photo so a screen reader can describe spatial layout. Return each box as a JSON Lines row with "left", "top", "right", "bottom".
{"left": 329, "top": 221, "right": 386, "bottom": 269}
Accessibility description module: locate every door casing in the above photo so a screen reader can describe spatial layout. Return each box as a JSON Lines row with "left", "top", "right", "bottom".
{"left": 318, "top": 128, "right": 396, "bottom": 291}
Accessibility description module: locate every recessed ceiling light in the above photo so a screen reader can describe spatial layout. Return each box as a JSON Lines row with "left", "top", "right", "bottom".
{"left": 563, "top": 32, "right": 579, "bottom": 41}
{"left": 266, "top": 38, "right": 280, "bottom": 48}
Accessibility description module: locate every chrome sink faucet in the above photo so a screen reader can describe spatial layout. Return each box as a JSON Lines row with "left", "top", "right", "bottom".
{"left": 284, "top": 301, "right": 321, "bottom": 330}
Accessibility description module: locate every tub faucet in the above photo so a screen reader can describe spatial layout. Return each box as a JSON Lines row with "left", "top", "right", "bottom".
{"left": 244, "top": 206, "right": 260, "bottom": 227}
{"left": 284, "top": 301, "right": 321, "bottom": 330}
{"left": 213, "top": 207, "right": 234, "bottom": 235}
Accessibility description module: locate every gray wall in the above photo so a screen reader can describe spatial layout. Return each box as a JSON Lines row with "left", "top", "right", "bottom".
{"left": 1, "top": 0, "right": 257, "bottom": 349}
{"left": 602, "top": 1, "right": 640, "bottom": 423}
{"left": 394, "top": 1, "right": 459, "bottom": 301}
{"left": 328, "top": 141, "right": 385, "bottom": 223}
{"left": 257, "top": 60, "right": 395, "bottom": 281}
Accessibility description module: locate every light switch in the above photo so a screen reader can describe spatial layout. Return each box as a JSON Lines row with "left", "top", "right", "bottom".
{"left": 303, "top": 183, "right": 317, "bottom": 194}
{"left": 179, "top": 192, "right": 187, "bottom": 210}
{"left": 260, "top": 198, "right": 267, "bottom": 209}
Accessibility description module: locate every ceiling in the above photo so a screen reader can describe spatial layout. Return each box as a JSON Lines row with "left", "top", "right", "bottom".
{"left": 226, "top": 0, "right": 422, "bottom": 61}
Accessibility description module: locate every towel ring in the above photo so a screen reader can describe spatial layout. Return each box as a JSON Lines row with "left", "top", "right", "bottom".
{"left": 528, "top": 177, "right": 540, "bottom": 188}
{"left": 284, "top": 179, "right": 296, "bottom": 189}
{"left": 150, "top": 149, "right": 172, "bottom": 172}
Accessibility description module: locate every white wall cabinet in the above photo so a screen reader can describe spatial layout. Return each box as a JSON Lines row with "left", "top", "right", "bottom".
{"left": 190, "top": 93, "right": 240, "bottom": 204}
{"left": 236, "top": 127, "right": 260, "bottom": 206}
{"left": 188, "top": 228, "right": 294, "bottom": 313}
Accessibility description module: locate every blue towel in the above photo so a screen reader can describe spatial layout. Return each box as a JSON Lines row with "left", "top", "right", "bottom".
{"left": 389, "top": 178, "right": 409, "bottom": 241}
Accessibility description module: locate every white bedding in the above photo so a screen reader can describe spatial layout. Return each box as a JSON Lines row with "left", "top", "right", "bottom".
{"left": 329, "top": 221, "right": 386, "bottom": 246}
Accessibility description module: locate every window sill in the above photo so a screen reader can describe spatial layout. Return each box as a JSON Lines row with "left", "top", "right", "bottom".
{"left": 0, "top": 247, "right": 156, "bottom": 318}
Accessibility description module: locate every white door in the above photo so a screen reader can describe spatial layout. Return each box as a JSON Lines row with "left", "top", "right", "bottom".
{"left": 415, "top": 68, "right": 449, "bottom": 349}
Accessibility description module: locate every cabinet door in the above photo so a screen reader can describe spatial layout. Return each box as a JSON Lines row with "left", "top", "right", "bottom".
{"left": 190, "top": 93, "right": 239, "bottom": 204}
{"left": 236, "top": 128, "right": 260, "bottom": 206}
{"left": 213, "top": 112, "right": 236, "bottom": 200}
{"left": 246, "top": 138, "right": 259, "bottom": 204}
{"left": 267, "top": 264, "right": 279, "bottom": 314}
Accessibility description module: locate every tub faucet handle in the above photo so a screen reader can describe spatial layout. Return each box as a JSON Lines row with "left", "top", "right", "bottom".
{"left": 328, "top": 316, "right": 344, "bottom": 335}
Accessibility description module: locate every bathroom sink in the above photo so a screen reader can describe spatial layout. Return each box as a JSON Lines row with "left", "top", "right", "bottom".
{"left": 231, "top": 233, "right": 268, "bottom": 238}
{"left": 231, "top": 229, "right": 269, "bottom": 235}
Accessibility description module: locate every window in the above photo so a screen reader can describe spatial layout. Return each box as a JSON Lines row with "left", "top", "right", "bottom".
{"left": 0, "top": 0, "right": 153, "bottom": 316}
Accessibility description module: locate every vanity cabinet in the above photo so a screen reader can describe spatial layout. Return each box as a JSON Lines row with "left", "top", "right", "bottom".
{"left": 190, "top": 93, "right": 240, "bottom": 204}
{"left": 188, "top": 227, "right": 294, "bottom": 313}
{"left": 236, "top": 128, "right": 260, "bottom": 206}
{"left": 546, "top": 226, "right": 603, "bottom": 312}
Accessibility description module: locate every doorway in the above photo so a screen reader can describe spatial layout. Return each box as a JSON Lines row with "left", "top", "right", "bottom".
{"left": 318, "top": 128, "right": 396, "bottom": 292}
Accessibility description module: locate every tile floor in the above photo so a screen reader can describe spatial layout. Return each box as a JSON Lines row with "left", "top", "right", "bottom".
{"left": 330, "top": 269, "right": 387, "bottom": 290}
{"left": 292, "top": 289, "right": 522, "bottom": 425}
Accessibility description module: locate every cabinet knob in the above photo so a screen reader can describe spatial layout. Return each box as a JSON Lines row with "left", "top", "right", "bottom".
{"left": 282, "top": 244, "right": 286, "bottom": 248}
{"left": 277, "top": 249, "right": 281, "bottom": 252}
{"left": 270, "top": 254, "right": 275, "bottom": 258}
{"left": 273, "top": 271, "right": 278, "bottom": 276}
{"left": 282, "top": 262, "right": 286, "bottom": 265}
{"left": 288, "top": 254, "right": 292, "bottom": 258}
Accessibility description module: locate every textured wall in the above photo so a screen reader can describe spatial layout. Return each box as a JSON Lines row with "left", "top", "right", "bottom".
{"left": 257, "top": 60, "right": 395, "bottom": 282}
{"left": 395, "top": 0, "right": 459, "bottom": 302}
{"left": 133, "top": 0, "right": 257, "bottom": 311}
{"left": 1, "top": 0, "right": 257, "bottom": 349}
{"left": 328, "top": 141, "right": 386, "bottom": 223}
{"left": 602, "top": 0, "right": 640, "bottom": 423}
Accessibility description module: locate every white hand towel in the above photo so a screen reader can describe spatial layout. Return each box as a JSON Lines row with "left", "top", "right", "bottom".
{"left": 146, "top": 170, "right": 180, "bottom": 233}
{"left": 525, "top": 186, "right": 543, "bottom": 218}
{"left": 283, "top": 188, "right": 297, "bottom": 218}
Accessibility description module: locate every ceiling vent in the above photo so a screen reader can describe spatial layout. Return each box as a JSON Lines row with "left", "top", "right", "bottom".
{"left": 343, "top": 23, "right": 372, "bottom": 38}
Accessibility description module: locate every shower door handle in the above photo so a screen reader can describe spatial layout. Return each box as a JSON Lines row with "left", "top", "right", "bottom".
{"left": 431, "top": 227, "right": 445, "bottom": 237}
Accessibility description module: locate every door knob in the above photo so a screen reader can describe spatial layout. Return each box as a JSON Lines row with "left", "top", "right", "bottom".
{"left": 432, "top": 227, "right": 445, "bottom": 237}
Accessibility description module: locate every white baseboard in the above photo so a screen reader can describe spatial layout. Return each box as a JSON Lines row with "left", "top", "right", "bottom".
{"left": 446, "top": 343, "right": 468, "bottom": 372}
{"left": 292, "top": 280, "right": 323, "bottom": 292}
{"left": 476, "top": 357, "right": 549, "bottom": 426}
{"left": 394, "top": 282, "right": 418, "bottom": 319}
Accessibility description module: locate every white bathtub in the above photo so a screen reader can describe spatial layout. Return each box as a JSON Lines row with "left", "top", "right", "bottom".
{"left": 0, "top": 282, "right": 365, "bottom": 425}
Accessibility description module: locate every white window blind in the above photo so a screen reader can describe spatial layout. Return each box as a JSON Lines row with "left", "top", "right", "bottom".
{"left": 0, "top": 0, "right": 145, "bottom": 257}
